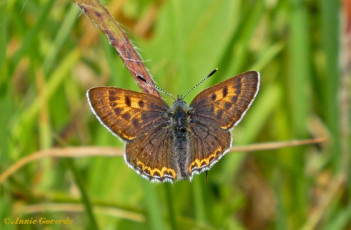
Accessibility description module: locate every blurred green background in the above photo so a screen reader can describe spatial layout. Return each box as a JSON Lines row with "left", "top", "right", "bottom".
{"left": 1, "top": 0, "right": 349, "bottom": 229}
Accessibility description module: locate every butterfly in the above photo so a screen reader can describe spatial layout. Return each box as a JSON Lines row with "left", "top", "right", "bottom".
{"left": 87, "top": 70, "right": 260, "bottom": 182}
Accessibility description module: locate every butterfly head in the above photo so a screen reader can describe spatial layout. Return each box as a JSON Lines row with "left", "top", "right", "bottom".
{"left": 172, "top": 95, "right": 188, "bottom": 109}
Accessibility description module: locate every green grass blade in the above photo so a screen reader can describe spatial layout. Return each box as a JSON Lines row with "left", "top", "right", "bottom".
{"left": 10, "top": 0, "right": 55, "bottom": 74}
{"left": 321, "top": 0, "right": 341, "bottom": 170}
{"left": 66, "top": 159, "right": 99, "bottom": 230}
{"left": 42, "top": 4, "right": 80, "bottom": 74}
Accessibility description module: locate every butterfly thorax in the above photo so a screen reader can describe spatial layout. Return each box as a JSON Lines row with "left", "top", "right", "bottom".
{"left": 170, "top": 98, "right": 190, "bottom": 130}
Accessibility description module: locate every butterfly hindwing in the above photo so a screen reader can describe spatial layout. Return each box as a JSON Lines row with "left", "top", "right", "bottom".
{"left": 188, "top": 122, "right": 231, "bottom": 176}
{"left": 87, "top": 87, "right": 170, "bottom": 141}
{"left": 125, "top": 126, "right": 176, "bottom": 182}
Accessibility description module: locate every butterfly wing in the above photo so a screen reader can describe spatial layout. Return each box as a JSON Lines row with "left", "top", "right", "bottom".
{"left": 87, "top": 87, "right": 170, "bottom": 141}
{"left": 125, "top": 126, "right": 176, "bottom": 182}
{"left": 187, "top": 71, "right": 260, "bottom": 174}
{"left": 87, "top": 87, "right": 177, "bottom": 182}
{"left": 188, "top": 122, "right": 231, "bottom": 177}
{"left": 190, "top": 71, "right": 260, "bottom": 130}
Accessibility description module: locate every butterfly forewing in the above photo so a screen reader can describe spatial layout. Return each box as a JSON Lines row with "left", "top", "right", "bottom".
{"left": 190, "top": 71, "right": 260, "bottom": 130}
{"left": 87, "top": 87, "right": 169, "bottom": 141}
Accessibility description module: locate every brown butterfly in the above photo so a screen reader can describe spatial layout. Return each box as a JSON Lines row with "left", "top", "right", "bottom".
{"left": 87, "top": 70, "right": 260, "bottom": 182}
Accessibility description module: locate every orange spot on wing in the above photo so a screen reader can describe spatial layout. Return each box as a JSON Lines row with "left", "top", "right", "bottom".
{"left": 188, "top": 147, "right": 223, "bottom": 173}
{"left": 136, "top": 160, "right": 176, "bottom": 179}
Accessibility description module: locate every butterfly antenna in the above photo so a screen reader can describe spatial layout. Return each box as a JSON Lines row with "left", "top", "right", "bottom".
{"left": 137, "top": 75, "right": 176, "bottom": 100}
{"left": 182, "top": 68, "right": 218, "bottom": 99}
